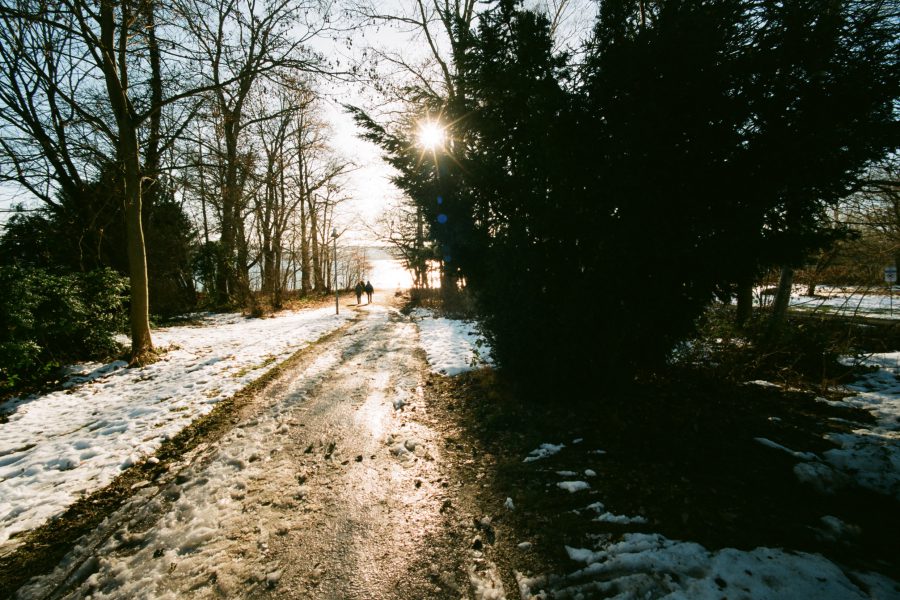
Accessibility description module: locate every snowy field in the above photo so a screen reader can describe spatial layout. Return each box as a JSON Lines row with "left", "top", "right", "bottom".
{"left": 763, "top": 284, "right": 900, "bottom": 319}
{"left": 0, "top": 307, "right": 351, "bottom": 551}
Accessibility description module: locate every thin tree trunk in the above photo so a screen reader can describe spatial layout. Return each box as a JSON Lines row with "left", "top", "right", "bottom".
{"left": 299, "top": 154, "right": 311, "bottom": 294}
{"left": 767, "top": 267, "right": 794, "bottom": 340}
{"left": 309, "top": 196, "right": 322, "bottom": 291}
{"left": 735, "top": 274, "right": 754, "bottom": 327}
{"left": 300, "top": 194, "right": 310, "bottom": 294}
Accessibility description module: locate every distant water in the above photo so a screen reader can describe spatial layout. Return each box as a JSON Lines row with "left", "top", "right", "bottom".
{"left": 366, "top": 246, "right": 414, "bottom": 291}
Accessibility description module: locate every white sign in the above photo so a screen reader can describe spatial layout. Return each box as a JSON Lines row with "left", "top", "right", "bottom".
{"left": 885, "top": 266, "right": 897, "bottom": 284}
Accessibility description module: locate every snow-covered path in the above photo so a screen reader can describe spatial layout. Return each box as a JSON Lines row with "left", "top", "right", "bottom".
{"left": 16, "top": 301, "right": 472, "bottom": 599}
{"left": 0, "top": 307, "right": 353, "bottom": 552}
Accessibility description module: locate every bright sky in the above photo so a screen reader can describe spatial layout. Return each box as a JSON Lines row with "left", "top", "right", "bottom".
{"left": 0, "top": 1, "right": 598, "bottom": 239}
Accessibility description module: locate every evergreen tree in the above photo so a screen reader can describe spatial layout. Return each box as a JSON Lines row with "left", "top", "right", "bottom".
{"left": 355, "top": 0, "right": 899, "bottom": 390}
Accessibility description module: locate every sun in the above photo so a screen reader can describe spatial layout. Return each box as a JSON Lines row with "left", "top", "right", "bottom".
{"left": 418, "top": 121, "right": 446, "bottom": 150}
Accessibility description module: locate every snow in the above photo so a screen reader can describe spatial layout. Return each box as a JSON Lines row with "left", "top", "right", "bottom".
{"left": 557, "top": 481, "right": 590, "bottom": 493}
{"left": 743, "top": 284, "right": 900, "bottom": 319}
{"left": 781, "top": 285, "right": 900, "bottom": 319}
{"left": 747, "top": 379, "right": 781, "bottom": 388}
{"left": 3, "top": 272, "right": 897, "bottom": 598}
{"left": 518, "top": 533, "right": 896, "bottom": 599}
{"left": 522, "top": 442, "right": 565, "bottom": 463}
{"left": 582, "top": 501, "right": 648, "bottom": 525}
{"left": 0, "top": 307, "right": 351, "bottom": 550}
{"left": 519, "top": 533, "right": 890, "bottom": 599}
{"left": 468, "top": 559, "right": 507, "bottom": 600}
{"left": 788, "top": 352, "right": 900, "bottom": 499}
{"left": 754, "top": 437, "right": 818, "bottom": 460}
{"left": 513, "top": 353, "right": 900, "bottom": 599}
{"left": 410, "top": 308, "right": 493, "bottom": 375}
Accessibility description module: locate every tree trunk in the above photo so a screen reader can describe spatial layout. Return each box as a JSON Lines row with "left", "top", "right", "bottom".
{"left": 273, "top": 159, "right": 286, "bottom": 308}
{"left": 309, "top": 196, "right": 322, "bottom": 291}
{"left": 300, "top": 195, "right": 310, "bottom": 294}
{"left": 123, "top": 149, "right": 154, "bottom": 362}
{"left": 767, "top": 267, "right": 794, "bottom": 340}
{"left": 735, "top": 274, "right": 754, "bottom": 327}
{"left": 415, "top": 204, "right": 424, "bottom": 288}
{"left": 98, "top": 0, "right": 154, "bottom": 363}
{"left": 218, "top": 111, "right": 239, "bottom": 305}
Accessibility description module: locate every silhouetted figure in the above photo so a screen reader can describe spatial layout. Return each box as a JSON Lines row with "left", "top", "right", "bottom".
{"left": 365, "top": 281, "right": 374, "bottom": 304}
{"left": 354, "top": 281, "right": 364, "bottom": 305}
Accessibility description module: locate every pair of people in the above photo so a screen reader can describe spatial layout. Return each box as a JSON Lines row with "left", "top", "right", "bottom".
{"left": 354, "top": 280, "right": 374, "bottom": 305}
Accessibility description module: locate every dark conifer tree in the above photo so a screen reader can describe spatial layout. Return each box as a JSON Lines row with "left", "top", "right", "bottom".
{"left": 354, "top": 0, "right": 898, "bottom": 390}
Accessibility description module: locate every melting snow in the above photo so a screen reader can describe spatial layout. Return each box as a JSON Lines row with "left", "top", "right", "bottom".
{"left": 523, "top": 443, "right": 565, "bottom": 463}
{"left": 557, "top": 481, "right": 590, "bottom": 493}
{"left": 0, "top": 307, "right": 351, "bottom": 549}
{"left": 516, "top": 533, "right": 893, "bottom": 599}
{"left": 410, "top": 308, "right": 493, "bottom": 375}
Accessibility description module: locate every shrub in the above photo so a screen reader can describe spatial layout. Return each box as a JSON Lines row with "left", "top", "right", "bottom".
{"left": 0, "top": 266, "right": 128, "bottom": 391}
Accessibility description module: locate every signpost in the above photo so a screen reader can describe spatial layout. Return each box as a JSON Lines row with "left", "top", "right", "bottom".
{"left": 885, "top": 265, "right": 897, "bottom": 316}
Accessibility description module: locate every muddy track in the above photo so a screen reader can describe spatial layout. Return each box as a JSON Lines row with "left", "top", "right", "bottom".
{"left": 15, "top": 303, "right": 490, "bottom": 599}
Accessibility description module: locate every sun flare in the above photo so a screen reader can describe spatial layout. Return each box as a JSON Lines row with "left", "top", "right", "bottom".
{"left": 418, "top": 121, "right": 445, "bottom": 150}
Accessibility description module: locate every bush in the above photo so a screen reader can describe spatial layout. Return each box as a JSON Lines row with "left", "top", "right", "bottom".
{"left": 0, "top": 266, "right": 128, "bottom": 391}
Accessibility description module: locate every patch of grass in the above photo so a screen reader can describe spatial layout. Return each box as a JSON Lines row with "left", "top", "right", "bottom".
{"left": 231, "top": 355, "right": 277, "bottom": 379}
{"left": 0, "top": 321, "right": 354, "bottom": 598}
{"left": 680, "top": 305, "right": 900, "bottom": 390}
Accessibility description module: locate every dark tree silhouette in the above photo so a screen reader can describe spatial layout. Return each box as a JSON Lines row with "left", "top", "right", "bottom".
{"left": 358, "top": 0, "right": 899, "bottom": 390}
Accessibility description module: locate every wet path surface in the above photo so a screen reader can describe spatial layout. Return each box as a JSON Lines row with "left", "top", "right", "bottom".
{"left": 18, "top": 302, "right": 477, "bottom": 599}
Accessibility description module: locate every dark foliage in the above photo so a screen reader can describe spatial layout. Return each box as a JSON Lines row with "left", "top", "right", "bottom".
{"left": 0, "top": 266, "right": 128, "bottom": 390}
{"left": 0, "top": 166, "right": 196, "bottom": 316}
{"left": 355, "top": 0, "right": 899, "bottom": 389}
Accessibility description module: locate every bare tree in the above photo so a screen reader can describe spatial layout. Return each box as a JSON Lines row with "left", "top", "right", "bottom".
{"left": 177, "top": 0, "right": 329, "bottom": 308}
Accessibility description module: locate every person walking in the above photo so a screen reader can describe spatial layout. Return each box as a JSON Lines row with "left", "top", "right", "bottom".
{"left": 365, "top": 280, "right": 374, "bottom": 304}
{"left": 354, "top": 281, "right": 364, "bottom": 305}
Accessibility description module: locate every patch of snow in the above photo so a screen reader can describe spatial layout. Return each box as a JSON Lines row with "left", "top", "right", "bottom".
{"left": 747, "top": 379, "right": 781, "bottom": 388}
{"left": 593, "top": 512, "right": 648, "bottom": 525}
{"left": 582, "top": 501, "right": 647, "bottom": 524}
{"left": 411, "top": 309, "right": 493, "bottom": 375}
{"left": 523, "top": 443, "right": 565, "bottom": 463}
{"left": 519, "top": 533, "right": 893, "bottom": 599}
{"left": 557, "top": 481, "right": 590, "bottom": 493}
{"left": 804, "top": 352, "right": 900, "bottom": 499}
{"left": 780, "top": 285, "right": 900, "bottom": 320}
{"left": 754, "top": 437, "right": 818, "bottom": 460}
{"left": 793, "top": 461, "right": 847, "bottom": 495}
{"left": 468, "top": 559, "right": 507, "bottom": 600}
{"left": 584, "top": 469, "right": 596, "bottom": 477}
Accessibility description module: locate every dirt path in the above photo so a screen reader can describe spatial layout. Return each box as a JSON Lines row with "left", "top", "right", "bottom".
{"left": 17, "top": 299, "right": 486, "bottom": 599}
